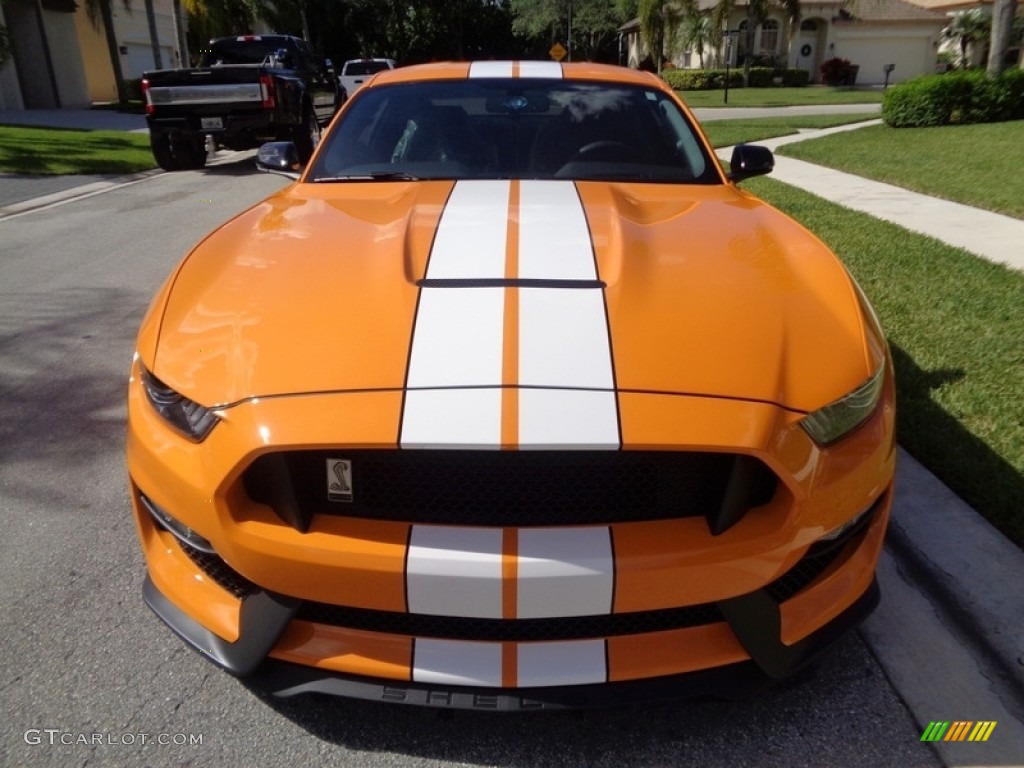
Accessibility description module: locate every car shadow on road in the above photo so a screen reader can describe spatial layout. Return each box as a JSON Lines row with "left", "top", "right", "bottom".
{"left": 238, "top": 631, "right": 936, "bottom": 767}
{"left": 0, "top": 287, "right": 139, "bottom": 505}
{"left": 889, "top": 343, "right": 1024, "bottom": 546}
{"left": 200, "top": 152, "right": 265, "bottom": 177}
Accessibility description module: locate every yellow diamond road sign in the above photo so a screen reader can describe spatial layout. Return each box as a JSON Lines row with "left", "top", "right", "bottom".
{"left": 549, "top": 42, "right": 567, "bottom": 61}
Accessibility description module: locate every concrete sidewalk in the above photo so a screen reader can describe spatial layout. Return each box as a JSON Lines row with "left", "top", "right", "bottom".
{"left": 0, "top": 107, "right": 147, "bottom": 132}
{"left": 725, "top": 119, "right": 1024, "bottom": 273}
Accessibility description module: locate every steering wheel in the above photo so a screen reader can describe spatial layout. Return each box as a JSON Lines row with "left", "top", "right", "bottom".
{"left": 565, "top": 140, "right": 639, "bottom": 164}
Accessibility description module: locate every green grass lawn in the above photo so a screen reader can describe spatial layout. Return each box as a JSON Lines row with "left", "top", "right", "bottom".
{"left": 747, "top": 176, "right": 1024, "bottom": 549}
{"left": 0, "top": 124, "right": 156, "bottom": 175}
{"left": 680, "top": 86, "right": 884, "bottom": 108}
{"left": 777, "top": 121, "right": 1024, "bottom": 220}
{"left": 700, "top": 114, "right": 876, "bottom": 148}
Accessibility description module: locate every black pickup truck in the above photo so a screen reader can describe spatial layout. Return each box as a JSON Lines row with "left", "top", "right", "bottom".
{"left": 141, "top": 35, "right": 342, "bottom": 171}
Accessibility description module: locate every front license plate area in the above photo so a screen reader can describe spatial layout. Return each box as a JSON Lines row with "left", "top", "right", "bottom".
{"left": 200, "top": 117, "right": 224, "bottom": 131}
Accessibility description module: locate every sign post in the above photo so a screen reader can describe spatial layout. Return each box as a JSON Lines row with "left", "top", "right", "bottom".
{"left": 723, "top": 30, "right": 739, "bottom": 104}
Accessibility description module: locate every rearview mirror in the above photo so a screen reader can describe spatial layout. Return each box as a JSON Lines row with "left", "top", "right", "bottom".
{"left": 727, "top": 144, "right": 774, "bottom": 183}
{"left": 256, "top": 142, "right": 302, "bottom": 180}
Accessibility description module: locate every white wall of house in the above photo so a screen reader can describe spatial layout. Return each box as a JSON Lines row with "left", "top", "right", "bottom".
{"left": 42, "top": 6, "right": 91, "bottom": 106}
{"left": 110, "top": 0, "right": 179, "bottom": 76}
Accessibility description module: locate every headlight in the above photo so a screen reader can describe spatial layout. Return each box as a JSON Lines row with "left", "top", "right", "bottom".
{"left": 141, "top": 368, "right": 219, "bottom": 442}
{"left": 800, "top": 364, "right": 885, "bottom": 446}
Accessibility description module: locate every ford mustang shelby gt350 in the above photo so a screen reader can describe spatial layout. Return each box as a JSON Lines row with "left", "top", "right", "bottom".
{"left": 127, "top": 61, "right": 895, "bottom": 709}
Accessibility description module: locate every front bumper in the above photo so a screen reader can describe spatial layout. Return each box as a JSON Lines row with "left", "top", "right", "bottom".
{"left": 145, "top": 571, "right": 879, "bottom": 710}
{"left": 138, "top": 486, "right": 890, "bottom": 708}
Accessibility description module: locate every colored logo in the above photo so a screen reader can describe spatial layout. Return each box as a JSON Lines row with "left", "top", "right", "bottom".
{"left": 921, "top": 721, "right": 997, "bottom": 742}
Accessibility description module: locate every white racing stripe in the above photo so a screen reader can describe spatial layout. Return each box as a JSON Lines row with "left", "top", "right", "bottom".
{"left": 425, "top": 180, "right": 509, "bottom": 279}
{"left": 517, "top": 527, "right": 614, "bottom": 618}
{"left": 516, "top": 61, "right": 564, "bottom": 79}
{"left": 518, "top": 181, "right": 596, "bottom": 280}
{"left": 406, "top": 526, "right": 503, "bottom": 617}
{"left": 413, "top": 639, "right": 503, "bottom": 686}
{"left": 518, "top": 640, "right": 607, "bottom": 687}
{"left": 468, "top": 61, "right": 514, "bottom": 79}
{"left": 401, "top": 180, "right": 619, "bottom": 448}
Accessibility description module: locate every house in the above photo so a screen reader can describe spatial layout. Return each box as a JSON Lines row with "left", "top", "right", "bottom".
{"left": 0, "top": 0, "right": 180, "bottom": 110}
{"left": 620, "top": 0, "right": 950, "bottom": 85}
{"left": 904, "top": 0, "right": 1024, "bottom": 68}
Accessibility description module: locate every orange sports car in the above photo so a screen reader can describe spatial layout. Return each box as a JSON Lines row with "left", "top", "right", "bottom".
{"left": 127, "top": 61, "right": 895, "bottom": 709}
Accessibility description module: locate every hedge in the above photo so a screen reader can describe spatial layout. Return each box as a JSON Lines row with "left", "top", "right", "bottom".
{"left": 882, "top": 69, "right": 1024, "bottom": 127}
{"left": 662, "top": 67, "right": 810, "bottom": 90}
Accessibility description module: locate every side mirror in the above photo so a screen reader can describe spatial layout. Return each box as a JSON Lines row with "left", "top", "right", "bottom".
{"left": 256, "top": 142, "right": 302, "bottom": 179}
{"left": 272, "top": 48, "right": 293, "bottom": 68}
{"left": 727, "top": 144, "right": 774, "bottom": 183}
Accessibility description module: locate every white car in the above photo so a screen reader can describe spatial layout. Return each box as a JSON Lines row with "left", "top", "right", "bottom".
{"left": 338, "top": 58, "right": 397, "bottom": 100}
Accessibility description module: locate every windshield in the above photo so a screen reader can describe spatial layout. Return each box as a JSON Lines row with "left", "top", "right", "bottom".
{"left": 199, "top": 37, "right": 292, "bottom": 66}
{"left": 309, "top": 79, "right": 718, "bottom": 184}
{"left": 344, "top": 61, "right": 393, "bottom": 76}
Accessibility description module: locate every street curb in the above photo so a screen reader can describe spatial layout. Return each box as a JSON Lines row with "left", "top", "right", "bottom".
{"left": 0, "top": 150, "right": 255, "bottom": 220}
{"left": 861, "top": 451, "right": 1024, "bottom": 765}
{"left": 0, "top": 170, "right": 163, "bottom": 220}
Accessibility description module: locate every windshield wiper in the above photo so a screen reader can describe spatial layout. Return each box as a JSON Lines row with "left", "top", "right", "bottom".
{"left": 312, "top": 171, "right": 420, "bottom": 182}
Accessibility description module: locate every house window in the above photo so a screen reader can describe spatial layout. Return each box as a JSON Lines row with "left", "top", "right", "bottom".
{"left": 800, "top": 20, "right": 818, "bottom": 31}
{"left": 761, "top": 19, "right": 780, "bottom": 53}
{"left": 737, "top": 19, "right": 749, "bottom": 59}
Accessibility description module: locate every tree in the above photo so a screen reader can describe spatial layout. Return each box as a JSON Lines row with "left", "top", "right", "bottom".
{"left": 679, "top": 13, "right": 713, "bottom": 67}
{"left": 738, "top": 0, "right": 798, "bottom": 84}
{"left": 986, "top": 0, "right": 1017, "bottom": 75}
{"left": 144, "top": 0, "right": 164, "bottom": 69}
{"left": 0, "top": 23, "right": 12, "bottom": 69}
{"left": 511, "top": 0, "right": 627, "bottom": 61}
{"left": 943, "top": 8, "right": 990, "bottom": 69}
{"left": 638, "top": 0, "right": 688, "bottom": 72}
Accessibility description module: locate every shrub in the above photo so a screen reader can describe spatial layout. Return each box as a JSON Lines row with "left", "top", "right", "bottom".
{"left": 661, "top": 67, "right": 808, "bottom": 90}
{"left": 820, "top": 57, "right": 854, "bottom": 86}
{"left": 882, "top": 69, "right": 1024, "bottom": 127}
{"left": 123, "top": 78, "right": 144, "bottom": 102}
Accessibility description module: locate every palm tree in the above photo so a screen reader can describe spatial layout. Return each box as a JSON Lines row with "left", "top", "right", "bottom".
{"left": 688, "top": 0, "right": 797, "bottom": 79}
{"left": 638, "top": 0, "right": 690, "bottom": 72}
{"left": 943, "top": 8, "right": 990, "bottom": 69}
{"left": 986, "top": 0, "right": 1017, "bottom": 75}
{"left": 144, "top": 0, "right": 164, "bottom": 69}
{"left": 680, "top": 14, "right": 713, "bottom": 68}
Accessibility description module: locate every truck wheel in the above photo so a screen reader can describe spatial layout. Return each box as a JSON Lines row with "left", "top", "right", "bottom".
{"left": 293, "top": 105, "right": 321, "bottom": 164}
{"left": 150, "top": 130, "right": 207, "bottom": 171}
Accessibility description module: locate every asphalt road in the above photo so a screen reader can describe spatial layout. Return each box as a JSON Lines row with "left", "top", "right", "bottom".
{"left": 0, "top": 156, "right": 941, "bottom": 768}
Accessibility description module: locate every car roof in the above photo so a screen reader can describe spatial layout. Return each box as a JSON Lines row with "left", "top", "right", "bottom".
{"left": 371, "top": 61, "right": 668, "bottom": 89}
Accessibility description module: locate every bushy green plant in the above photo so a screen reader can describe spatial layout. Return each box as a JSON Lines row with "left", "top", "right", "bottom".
{"left": 882, "top": 69, "right": 1024, "bottom": 127}
{"left": 820, "top": 57, "right": 854, "bottom": 85}
{"left": 662, "top": 67, "right": 808, "bottom": 90}
{"left": 0, "top": 23, "right": 12, "bottom": 69}
{"left": 123, "top": 78, "right": 144, "bottom": 102}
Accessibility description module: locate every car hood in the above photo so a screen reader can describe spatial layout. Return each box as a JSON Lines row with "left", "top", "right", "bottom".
{"left": 149, "top": 179, "right": 878, "bottom": 416}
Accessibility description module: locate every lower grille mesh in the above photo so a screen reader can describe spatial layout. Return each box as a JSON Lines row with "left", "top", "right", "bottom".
{"left": 243, "top": 449, "right": 777, "bottom": 528}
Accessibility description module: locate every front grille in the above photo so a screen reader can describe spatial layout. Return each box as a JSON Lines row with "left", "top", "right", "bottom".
{"left": 242, "top": 449, "right": 777, "bottom": 529}
{"left": 296, "top": 603, "right": 725, "bottom": 642}
{"left": 766, "top": 500, "right": 879, "bottom": 603}
{"left": 178, "top": 540, "right": 259, "bottom": 600}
